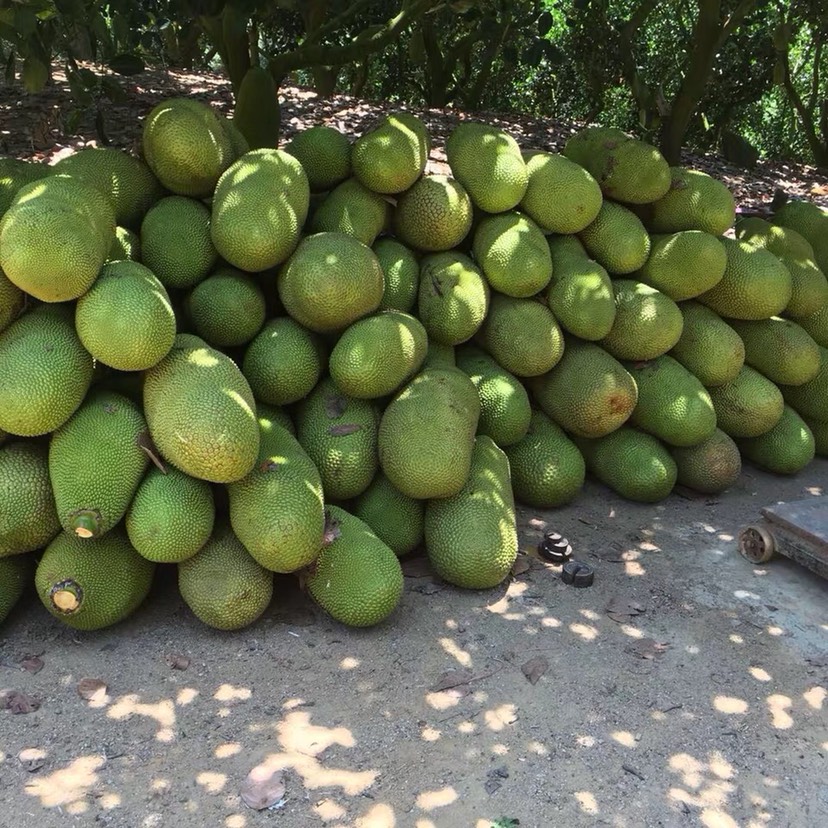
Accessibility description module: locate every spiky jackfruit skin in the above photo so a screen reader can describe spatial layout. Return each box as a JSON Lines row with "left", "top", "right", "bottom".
{"left": 520, "top": 151, "right": 602, "bottom": 233}
{"left": 530, "top": 339, "right": 638, "bottom": 438}
{"left": 707, "top": 366, "right": 784, "bottom": 438}
{"left": 228, "top": 415, "right": 324, "bottom": 573}
{"left": 144, "top": 335, "right": 260, "bottom": 483}
{"left": 446, "top": 122, "right": 528, "bottom": 213}
{"left": 75, "top": 260, "right": 176, "bottom": 371}
{"left": 126, "top": 467, "right": 215, "bottom": 564}
{"left": 599, "top": 281, "right": 683, "bottom": 361}
{"left": 697, "top": 237, "right": 792, "bottom": 320}
{"left": 352, "top": 112, "right": 428, "bottom": 194}
{"left": 773, "top": 199, "right": 828, "bottom": 274}
{"left": 306, "top": 506, "right": 404, "bottom": 628}
{"left": 379, "top": 368, "right": 480, "bottom": 499}
{"left": 575, "top": 427, "right": 677, "bottom": 502}
{"left": 625, "top": 355, "right": 717, "bottom": 447}
{"left": 232, "top": 66, "right": 281, "bottom": 149}
{"left": 311, "top": 178, "right": 388, "bottom": 246}
{"left": 425, "top": 435, "right": 518, "bottom": 590}
{"left": 798, "top": 303, "right": 828, "bottom": 347}
{"left": 417, "top": 251, "right": 489, "bottom": 345}
{"left": 49, "top": 391, "right": 149, "bottom": 540}
{"left": 563, "top": 127, "right": 671, "bottom": 204}
{"left": 0, "top": 555, "right": 30, "bottom": 625}
{"left": 142, "top": 97, "right": 234, "bottom": 197}
{"left": 505, "top": 410, "right": 585, "bottom": 508}
{"left": 107, "top": 226, "right": 140, "bottom": 262}
{"left": 285, "top": 125, "right": 352, "bottom": 193}
{"left": 456, "top": 345, "right": 532, "bottom": 447}
{"left": 0, "top": 442, "right": 60, "bottom": 557}
{"left": 212, "top": 148, "right": 310, "bottom": 272}
{"left": 546, "top": 236, "right": 615, "bottom": 341}
{"left": 649, "top": 167, "right": 735, "bottom": 235}
{"left": 472, "top": 211, "right": 553, "bottom": 298}
{"left": 670, "top": 301, "right": 745, "bottom": 387}
{"left": 243, "top": 317, "right": 326, "bottom": 406}
{"left": 352, "top": 473, "right": 424, "bottom": 557}
{"left": 729, "top": 317, "right": 821, "bottom": 386}
{"left": 0, "top": 267, "right": 25, "bottom": 334}
{"left": 579, "top": 200, "right": 651, "bottom": 274}
{"left": 394, "top": 174, "right": 473, "bottom": 252}
{"left": 737, "top": 405, "right": 815, "bottom": 475}
{"left": 0, "top": 305, "right": 94, "bottom": 437}
{"left": 330, "top": 310, "right": 428, "bottom": 399}
{"left": 178, "top": 523, "right": 273, "bottom": 630}
{"left": 296, "top": 377, "right": 379, "bottom": 501}
{"left": 374, "top": 237, "right": 419, "bottom": 312}
{"left": 0, "top": 157, "right": 49, "bottom": 219}
{"left": 36, "top": 528, "right": 155, "bottom": 630}
{"left": 479, "top": 294, "right": 564, "bottom": 378}
{"left": 804, "top": 415, "right": 828, "bottom": 457}
{"left": 670, "top": 429, "right": 741, "bottom": 494}
{"left": 778, "top": 345, "right": 828, "bottom": 419}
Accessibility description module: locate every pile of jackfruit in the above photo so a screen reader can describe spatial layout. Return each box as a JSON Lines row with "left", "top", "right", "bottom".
{"left": 1, "top": 95, "right": 827, "bottom": 632}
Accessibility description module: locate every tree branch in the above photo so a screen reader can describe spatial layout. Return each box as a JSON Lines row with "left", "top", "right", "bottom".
{"left": 267, "top": 0, "right": 438, "bottom": 82}
{"left": 721, "top": 0, "right": 758, "bottom": 41}
{"left": 303, "top": 0, "right": 375, "bottom": 48}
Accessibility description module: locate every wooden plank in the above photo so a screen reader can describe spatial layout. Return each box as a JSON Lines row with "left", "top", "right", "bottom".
{"left": 761, "top": 522, "right": 828, "bottom": 580}
{"left": 760, "top": 498, "right": 828, "bottom": 550}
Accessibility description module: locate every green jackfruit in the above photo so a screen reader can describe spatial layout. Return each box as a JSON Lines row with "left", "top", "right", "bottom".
{"left": 737, "top": 405, "right": 815, "bottom": 475}
{"left": 49, "top": 391, "right": 149, "bottom": 539}
{"left": 394, "top": 174, "right": 473, "bottom": 252}
{"left": 36, "top": 528, "right": 154, "bottom": 630}
{"left": 144, "top": 335, "right": 259, "bottom": 483}
{"left": 472, "top": 211, "right": 553, "bottom": 297}
{"left": 505, "top": 410, "right": 585, "bottom": 508}
{"left": 707, "top": 365, "right": 784, "bottom": 438}
{"left": 579, "top": 200, "right": 651, "bottom": 274}
{"left": 233, "top": 66, "right": 280, "bottom": 149}
{"left": 228, "top": 415, "right": 324, "bottom": 573}
{"left": 777, "top": 345, "right": 828, "bottom": 419}
{"left": 285, "top": 125, "right": 352, "bottom": 193}
{"left": 0, "top": 442, "right": 59, "bottom": 557}
{"left": 305, "top": 506, "right": 403, "bottom": 628}
{"left": 108, "top": 226, "right": 140, "bottom": 261}
{"left": 352, "top": 112, "right": 427, "bottom": 194}
{"left": 798, "top": 303, "right": 828, "bottom": 348}
{"left": 0, "top": 555, "right": 30, "bottom": 626}
{"left": 311, "top": 177, "right": 389, "bottom": 246}
{"left": 773, "top": 199, "right": 828, "bottom": 274}
{"left": 352, "top": 473, "right": 424, "bottom": 557}
{"left": 126, "top": 467, "right": 215, "bottom": 563}
{"left": 379, "top": 368, "right": 480, "bottom": 499}
{"left": 729, "top": 317, "right": 820, "bottom": 386}
{"left": 0, "top": 267, "right": 24, "bottom": 334}
{"left": 625, "top": 355, "right": 717, "bottom": 447}
{"left": 374, "top": 237, "right": 419, "bottom": 312}
{"left": 670, "top": 301, "right": 745, "bottom": 387}
{"left": 804, "top": 415, "right": 828, "bottom": 457}
{"left": 0, "top": 157, "right": 48, "bottom": 219}
{"left": 649, "top": 167, "right": 735, "bottom": 235}
{"left": 456, "top": 345, "right": 532, "bottom": 447}
{"left": 178, "top": 523, "right": 273, "bottom": 630}
{"left": 670, "top": 429, "right": 741, "bottom": 494}
{"left": 425, "top": 435, "right": 518, "bottom": 589}
{"left": 296, "top": 377, "right": 379, "bottom": 500}
{"left": 0, "top": 305, "right": 94, "bottom": 437}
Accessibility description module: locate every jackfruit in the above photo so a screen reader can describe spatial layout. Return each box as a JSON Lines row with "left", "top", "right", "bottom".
{"left": 75, "top": 259, "right": 176, "bottom": 371}
{"left": 144, "top": 335, "right": 259, "bottom": 483}
{"left": 296, "top": 377, "right": 379, "bottom": 500}
{"left": 36, "top": 528, "right": 154, "bottom": 630}
{"left": 729, "top": 317, "right": 820, "bottom": 386}
{"left": 228, "top": 415, "right": 324, "bottom": 573}
{"left": 178, "top": 523, "right": 273, "bottom": 630}
{"left": 311, "top": 177, "right": 388, "bottom": 246}
{"left": 394, "top": 174, "right": 473, "bottom": 251}
{"left": 636, "top": 231, "right": 726, "bottom": 301}
{"left": 773, "top": 199, "right": 828, "bottom": 274}
{"left": 285, "top": 125, "right": 352, "bottom": 193}
{"left": 579, "top": 200, "right": 651, "bottom": 274}
{"left": 480, "top": 294, "right": 564, "bottom": 377}
{"left": 0, "top": 442, "right": 59, "bottom": 557}
{"left": 0, "top": 555, "right": 30, "bottom": 626}
{"left": 777, "top": 345, "right": 828, "bottom": 419}
{"left": 707, "top": 366, "right": 784, "bottom": 438}
{"left": 0, "top": 157, "right": 48, "bottom": 219}
{"left": 374, "top": 237, "right": 419, "bottom": 312}
{"left": 737, "top": 405, "right": 815, "bottom": 475}
{"left": 649, "top": 167, "right": 735, "bottom": 235}
{"left": 798, "top": 302, "right": 828, "bottom": 347}
{"left": 670, "top": 429, "right": 741, "bottom": 494}
{"left": 0, "top": 267, "right": 24, "bottom": 334}
{"left": 330, "top": 310, "right": 428, "bottom": 399}
{"left": 352, "top": 112, "right": 427, "bottom": 194}
{"left": 126, "top": 467, "right": 215, "bottom": 563}
{"left": 232, "top": 66, "right": 281, "bottom": 149}
{"left": 49, "top": 391, "right": 149, "bottom": 539}
{"left": 0, "top": 305, "right": 94, "bottom": 436}
{"left": 531, "top": 339, "right": 638, "bottom": 437}
{"left": 425, "top": 435, "right": 517, "bottom": 589}
{"left": 108, "top": 226, "right": 140, "bottom": 261}
{"left": 278, "top": 232, "right": 384, "bottom": 333}
{"left": 505, "top": 410, "right": 585, "bottom": 508}
{"left": 379, "top": 368, "right": 480, "bottom": 499}
{"left": 472, "top": 211, "right": 553, "bottom": 297}
{"left": 305, "top": 506, "right": 403, "bottom": 628}
{"left": 352, "top": 473, "right": 424, "bottom": 556}
{"left": 804, "top": 415, "right": 828, "bottom": 457}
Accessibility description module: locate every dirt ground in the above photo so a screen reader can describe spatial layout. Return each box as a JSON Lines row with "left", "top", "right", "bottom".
{"left": 1, "top": 461, "right": 826, "bottom": 828}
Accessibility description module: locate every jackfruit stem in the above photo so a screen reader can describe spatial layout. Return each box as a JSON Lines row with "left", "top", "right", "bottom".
{"left": 51, "top": 581, "right": 82, "bottom": 613}
{"left": 72, "top": 511, "right": 100, "bottom": 539}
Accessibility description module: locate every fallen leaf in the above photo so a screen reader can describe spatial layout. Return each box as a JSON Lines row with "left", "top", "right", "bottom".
{"left": 165, "top": 654, "right": 190, "bottom": 671}
{"left": 510, "top": 556, "right": 531, "bottom": 577}
{"left": 520, "top": 656, "right": 549, "bottom": 685}
{"left": 430, "top": 669, "right": 474, "bottom": 693}
{"left": 606, "top": 597, "right": 646, "bottom": 623}
{"left": 77, "top": 678, "right": 108, "bottom": 702}
{"left": 20, "top": 656, "right": 44, "bottom": 674}
{"left": 0, "top": 690, "right": 40, "bottom": 714}
{"left": 625, "top": 638, "right": 669, "bottom": 660}
{"left": 240, "top": 765, "right": 286, "bottom": 810}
